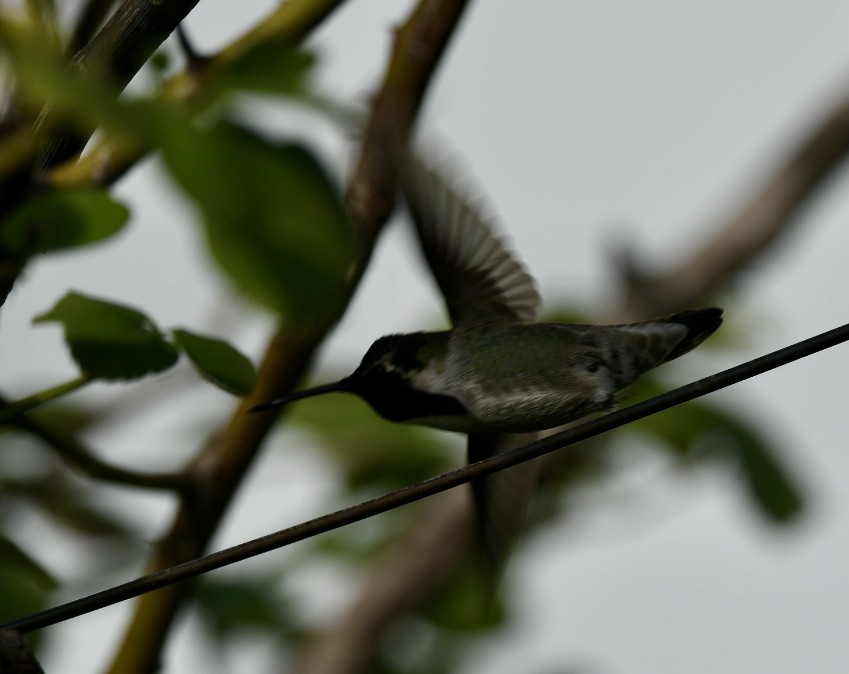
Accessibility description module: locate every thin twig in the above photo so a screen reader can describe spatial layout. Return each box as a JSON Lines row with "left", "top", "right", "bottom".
{"left": 214, "top": 0, "right": 346, "bottom": 67}
{"left": 5, "top": 320, "right": 848, "bottom": 635}
{"left": 4, "top": 398, "right": 190, "bottom": 492}
{"left": 0, "top": 376, "right": 90, "bottom": 424}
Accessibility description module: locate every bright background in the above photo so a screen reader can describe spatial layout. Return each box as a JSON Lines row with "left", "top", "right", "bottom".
{"left": 2, "top": 1, "right": 847, "bottom": 672}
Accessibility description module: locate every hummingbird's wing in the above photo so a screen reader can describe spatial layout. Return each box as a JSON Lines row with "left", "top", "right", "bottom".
{"left": 402, "top": 155, "right": 542, "bottom": 576}
{"left": 401, "top": 157, "right": 541, "bottom": 327}
{"left": 467, "top": 432, "right": 540, "bottom": 576}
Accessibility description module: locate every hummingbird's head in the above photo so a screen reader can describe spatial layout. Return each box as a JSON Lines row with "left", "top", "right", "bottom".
{"left": 249, "top": 335, "right": 421, "bottom": 414}
{"left": 350, "top": 333, "right": 429, "bottom": 381}
{"left": 344, "top": 331, "right": 463, "bottom": 423}
{"left": 250, "top": 331, "right": 460, "bottom": 423}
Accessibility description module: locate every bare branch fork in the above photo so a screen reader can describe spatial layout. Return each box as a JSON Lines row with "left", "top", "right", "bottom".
{"left": 6, "top": 319, "right": 848, "bottom": 635}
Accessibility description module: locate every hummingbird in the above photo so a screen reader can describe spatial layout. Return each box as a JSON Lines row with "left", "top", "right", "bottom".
{"left": 252, "top": 155, "right": 722, "bottom": 568}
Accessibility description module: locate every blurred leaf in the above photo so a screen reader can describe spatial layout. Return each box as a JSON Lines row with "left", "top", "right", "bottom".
{"left": 377, "top": 618, "right": 461, "bottom": 674}
{"left": 734, "top": 432, "right": 804, "bottom": 523}
{"left": 539, "top": 307, "right": 593, "bottom": 325}
{"left": 149, "top": 49, "right": 171, "bottom": 75}
{"left": 2, "top": 189, "right": 128, "bottom": 255}
{"left": 210, "top": 43, "right": 314, "bottom": 97}
{"left": 288, "top": 392, "right": 456, "bottom": 491}
{"left": 25, "top": 401, "right": 101, "bottom": 435}
{"left": 629, "top": 378, "right": 804, "bottom": 523}
{"left": 0, "top": 536, "right": 55, "bottom": 625}
{"left": 416, "top": 554, "right": 503, "bottom": 632}
{"left": 0, "top": 536, "right": 56, "bottom": 590}
{"left": 34, "top": 291, "right": 179, "bottom": 380}
{"left": 4, "top": 475, "right": 136, "bottom": 538}
{"left": 195, "top": 577, "right": 289, "bottom": 637}
{"left": 3, "top": 17, "right": 350, "bottom": 324}
{"left": 0, "top": 570, "right": 49, "bottom": 627}
{"left": 0, "top": 20, "right": 132, "bottom": 135}
{"left": 154, "top": 120, "right": 351, "bottom": 319}
{"left": 39, "top": 489, "right": 137, "bottom": 538}
{"left": 172, "top": 328, "right": 256, "bottom": 396}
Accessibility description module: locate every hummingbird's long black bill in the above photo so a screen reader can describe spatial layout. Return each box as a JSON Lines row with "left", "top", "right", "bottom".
{"left": 249, "top": 380, "right": 350, "bottom": 413}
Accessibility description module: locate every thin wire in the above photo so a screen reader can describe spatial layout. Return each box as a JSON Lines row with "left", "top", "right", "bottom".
{"left": 5, "top": 321, "right": 849, "bottom": 634}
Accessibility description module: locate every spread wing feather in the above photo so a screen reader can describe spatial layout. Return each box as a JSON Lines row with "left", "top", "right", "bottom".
{"left": 401, "top": 157, "right": 540, "bottom": 327}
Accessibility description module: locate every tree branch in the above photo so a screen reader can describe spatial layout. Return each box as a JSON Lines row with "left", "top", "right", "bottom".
{"left": 0, "top": 376, "right": 90, "bottom": 424}
{"left": 616, "top": 90, "right": 849, "bottom": 320}
{"left": 37, "top": 0, "right": 202, "bottom": 169}
{"left": 346, "top": 0, "right": 470, "bottom": 253}
{"left": 4, "top": 397, "right": 189, "bottom": 492}
{"left": 214, "top": 0, "right": 345, "bottom": 67}
{"left": 67, "top": 0, "right": 117, "bottom": 55}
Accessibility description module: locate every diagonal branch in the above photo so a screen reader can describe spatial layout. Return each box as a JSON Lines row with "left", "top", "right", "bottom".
{"left": 617, "top": 90, "right": 849, "bottom": 320}
{"left": 4, "top": 399, "right": 189, "bottom": 492}
{"left": 37, "top": 0, "right": 202, "bottom": 169}
{"left": 67, "top": 0, "right": 118, "bottom": 55}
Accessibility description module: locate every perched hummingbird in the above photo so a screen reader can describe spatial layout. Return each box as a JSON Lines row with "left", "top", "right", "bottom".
{"left": 252, "top": 156, "right": 722, "bottom": 568}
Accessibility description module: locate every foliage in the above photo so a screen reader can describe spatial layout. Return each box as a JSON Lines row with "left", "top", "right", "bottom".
{"left": 30, "top": 291, "right": 257, "bottom": 393}
{"left": 1, "top": 189, "right": 128, "bottom": 255}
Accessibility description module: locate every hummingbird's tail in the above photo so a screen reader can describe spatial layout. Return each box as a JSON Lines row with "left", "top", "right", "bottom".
{"left": 659, "top": 307, "right": 724, "bottom": 362}
{"left": 604, "top": 308, "right": 723, "bottom": 388}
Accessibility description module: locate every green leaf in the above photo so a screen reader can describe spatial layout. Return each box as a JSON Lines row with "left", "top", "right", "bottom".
{"left": 34, "top": 292, "right": 179, "bottom": 380}
{"left": 2, "top": 189, "right": 128, "bottom": 255}
{"left": 155, "top": 120, "right": 352, "bottom": 319}
{"left": 172, "top": 328, "right": 256, "bottom": 396}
